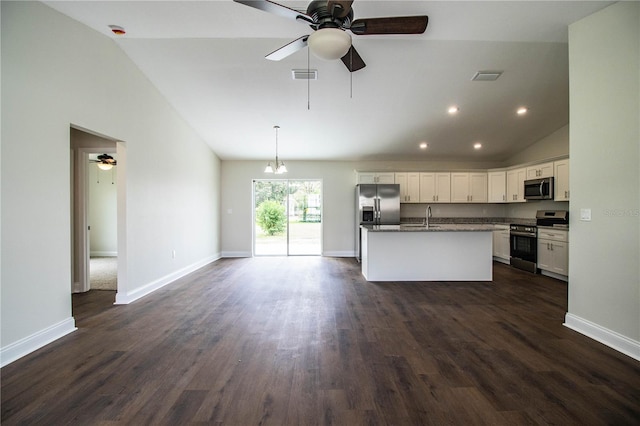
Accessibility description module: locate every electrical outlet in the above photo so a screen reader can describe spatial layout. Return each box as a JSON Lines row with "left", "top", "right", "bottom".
{"left": 580, "top": 208, "right": 591, "bottom": 221}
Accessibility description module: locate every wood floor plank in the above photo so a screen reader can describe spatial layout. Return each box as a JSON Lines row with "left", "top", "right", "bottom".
{"left": 2, "top": 258, "right": 639, "bottom": 425}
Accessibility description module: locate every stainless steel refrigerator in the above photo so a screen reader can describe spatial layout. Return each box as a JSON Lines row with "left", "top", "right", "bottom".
{"left": 355, "top": 184, "right": 400, "bottom": 261}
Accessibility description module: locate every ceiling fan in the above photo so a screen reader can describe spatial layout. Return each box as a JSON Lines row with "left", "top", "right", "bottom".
{"left": 233, "top": 0, "right": 428, "bottom": 72}
{"left": 90, "top": 154, "right": 117, "bottom": 170}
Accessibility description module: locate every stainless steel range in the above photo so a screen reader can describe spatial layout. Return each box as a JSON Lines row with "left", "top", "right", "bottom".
{"left": 510, "top": 223, "right": 538, "bottom": 273}
{"left": 509, "top": 210, "right": 569, "bottom": 274}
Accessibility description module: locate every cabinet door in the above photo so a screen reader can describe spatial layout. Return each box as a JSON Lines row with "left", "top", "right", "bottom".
{"left": 406, "top": 173, "right": 420, "bottom": 203}
{"left": 376, "top": 173, "right": 396, "bottom": 184}
{"left": 450, "top": 173, "right": 470, "bottom": 202}
{"left": 500, "top": 231, "right": 510, "bottom": 259}
{"left": 419, "top": 173, "right": 436, "bottom": 202}
{"left": 550, "top": 241, "right": 568, "bottom": 275}
{"left": 469, "top": 173, "right": 487, "bottom": 203}
{"left": 537, "top": 240, "right": 553, "bottom": 271}
{"left": 395, "top": 173, "right": 409, "bottom": 202}
{"left": 506, "top": 168, "right": 526, "bottom": 202}
{"left": 397, "top": 173, "right": 419, "bottom": 203}
{"left": 554, "top": 159, "right": 570, "bottom": 201}
{"left": 526, "top": 162, "right": 554, "bottom": 179}
{"left": 435, "top": 173, "right": 451, "bottom": 203}
{"left": 538, "top": 162, "right": 554, "bottom": 178}
{"left": 488, "top": 171, "right": 506, "bottom": 203}
{"left": 357, "top": 173, "right": 376, "bottom": 184}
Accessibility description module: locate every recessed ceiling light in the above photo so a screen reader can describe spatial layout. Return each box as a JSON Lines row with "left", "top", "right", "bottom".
{"left": 448, "top": 106, "right": 459, "bottom": 114}
{"left": 517, "top": 107, "right": 528, "bottom": 115}
{"left": 419, "top": 142, "right": 428, "bottom": 149}
{"left": 473, "top": 143, "right": 482, "bottom": 149}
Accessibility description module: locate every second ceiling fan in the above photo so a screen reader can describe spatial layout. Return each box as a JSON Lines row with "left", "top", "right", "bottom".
{"left": 233, "top": 0, "right": 429, "bottom": 72}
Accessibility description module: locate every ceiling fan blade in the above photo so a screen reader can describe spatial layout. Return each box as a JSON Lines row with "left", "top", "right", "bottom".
{"left": 341, "top": 45, "right": 366, "bottom": 72}
{"left": 265, "top": 35, "right": 309, "bottom": 61}
{"left": 327, "top": 1, "right": 353, "bottom": 19}
{"left": 350, "top": 16, "right": 428, "bottom": 35}
{"left": 232, "top": 0, "right": 314, "bottom": 24}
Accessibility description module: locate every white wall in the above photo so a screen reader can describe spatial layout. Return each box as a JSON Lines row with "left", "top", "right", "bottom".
{"left": 1, "top": 2, "right": 221, "bottom": 364}
{"left": 506, "top": 125, "right": 569, "bottom": 166}
{"left": 221, "top": 159, "right": 567, "bottom": 257}
{"left": 89, "top": 162, "right": 118, "bottom": 256}
{"left": 566, "top": 1, "right": 639, "bottom": 358}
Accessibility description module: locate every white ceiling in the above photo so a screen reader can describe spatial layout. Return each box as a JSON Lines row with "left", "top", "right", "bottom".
{"left": 45, "top": 0, "right": 613, "bottom": 162}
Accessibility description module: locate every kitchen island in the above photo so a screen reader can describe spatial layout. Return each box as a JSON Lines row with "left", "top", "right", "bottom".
{"left": 360, "top": 224, "right": 495, "bottom": 281}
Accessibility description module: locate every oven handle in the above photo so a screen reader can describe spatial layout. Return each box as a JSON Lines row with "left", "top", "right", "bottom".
{"left": 510, "top": 231, "right": 536, "bottom": 237}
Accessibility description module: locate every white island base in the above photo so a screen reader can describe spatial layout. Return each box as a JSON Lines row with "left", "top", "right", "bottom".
{"left": 361, "top": 225, "right": 493, "bottom": 281}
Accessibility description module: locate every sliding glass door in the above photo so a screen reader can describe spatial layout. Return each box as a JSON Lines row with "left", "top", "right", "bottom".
{"left": 253, "top": 179, "right": 322, "bottom": 256}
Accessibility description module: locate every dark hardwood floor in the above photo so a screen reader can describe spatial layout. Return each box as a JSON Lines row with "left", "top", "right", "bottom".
{"left": 2, "top": 258, "right": 639, "bottom": 425}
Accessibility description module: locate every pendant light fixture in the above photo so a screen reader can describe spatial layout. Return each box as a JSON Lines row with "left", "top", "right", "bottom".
{"left": 265, "top": 125, "right": 287, "bottom": 174}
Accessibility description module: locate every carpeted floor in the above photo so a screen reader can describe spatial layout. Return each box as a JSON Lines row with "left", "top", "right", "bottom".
{"left": 90, "top": 256, "right": 117, "bottom": 290}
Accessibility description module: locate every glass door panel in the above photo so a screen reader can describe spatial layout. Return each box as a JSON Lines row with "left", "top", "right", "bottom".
{"left": 254, "top": 180, "right": 288, "bottom": 256}
{"left": 288, "top": 180, "right": 322, "bottom": 255}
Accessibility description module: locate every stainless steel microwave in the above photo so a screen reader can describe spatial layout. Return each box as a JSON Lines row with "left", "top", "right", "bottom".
{"left": 524, "top": 177, "right": 554, "bottom": 200}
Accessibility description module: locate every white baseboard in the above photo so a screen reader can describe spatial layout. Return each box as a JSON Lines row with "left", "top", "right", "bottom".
{"left": 1, "top": 317, "right": 77, "bottom": 367}
{"left": 115, "top": 254, "right": 220, "bottom": 305}
{"left": 323, "top": 251, "right": 356, "bottom": 258}
{"left": 564, "top": 313, "right": 640, "bottom": 361}
{"left": 221, "top": 251, "right": 252, "bottom": 258}
{"left": 91, "top": 251, "right": 117, "bottom": 257}
{"left": 493, "top": 256, "right": 510, "bottom": 265}
{"left": 540, "top": 270, "right": 568, "bottom": 282}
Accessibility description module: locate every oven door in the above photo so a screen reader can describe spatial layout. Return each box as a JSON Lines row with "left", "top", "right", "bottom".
{"left": 510, "top": 231, "right": 537, "bottom": 263}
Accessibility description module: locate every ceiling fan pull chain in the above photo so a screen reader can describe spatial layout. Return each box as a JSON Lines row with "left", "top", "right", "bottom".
{"left": 111, "top": 168, "right": 115, "bottom": 185}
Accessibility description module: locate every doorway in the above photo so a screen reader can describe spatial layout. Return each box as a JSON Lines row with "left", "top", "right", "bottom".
{"left": 253, "top": 179, "right": 322, "bottom": 256}
{"left": 70, "top": 127, "right": 124, "bottom": 300}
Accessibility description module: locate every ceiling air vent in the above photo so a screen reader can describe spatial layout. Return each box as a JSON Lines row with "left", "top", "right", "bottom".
{"left": 292, "top": 69, "right": 318, "bottom": 80}
{"left": 471, "top": 71, "right": 503, "bottom": 81}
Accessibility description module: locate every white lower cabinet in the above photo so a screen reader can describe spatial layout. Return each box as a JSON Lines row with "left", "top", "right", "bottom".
{"left": 492, "top": 225, "right": 510, "bottom": 263}
{"left": 537, "top": 228, "right": 568, "bottom": 278}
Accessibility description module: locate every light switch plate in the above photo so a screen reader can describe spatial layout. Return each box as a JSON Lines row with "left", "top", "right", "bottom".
{"left": 580, "top": 208, "right": 591, "bottom": 221}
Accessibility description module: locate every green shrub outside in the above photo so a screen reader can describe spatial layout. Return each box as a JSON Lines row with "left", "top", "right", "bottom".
{"left": 256, "top": 200, "right": 286, "bottom": 236}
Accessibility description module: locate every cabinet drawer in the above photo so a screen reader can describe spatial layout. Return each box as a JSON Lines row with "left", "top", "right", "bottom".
{"left": 537, "top": 229, "right": 568, "bottom": 242}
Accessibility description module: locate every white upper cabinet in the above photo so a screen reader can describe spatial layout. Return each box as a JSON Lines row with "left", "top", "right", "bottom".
{"left": 506, "top": 167, "right": 527, "bottom": 203}
{"left": 395, "top": 172, "right": 420, "bottom": 203}
{"left": 526, "top": 161, "right": 554, "bottom": 179}
{"left": 554, "top": 159, "right": 570, "bottom": 201}
{"left": 488, "top": 171, "right": 506, "bottom": 203}
{"left": 451, "top": 172, "right": 487, "bottom": 203}
{"left": 419, "top": 173, "right": 451, "bottom": 203}
{"left": 357, "top": 172, "right": 396, "bottom": 184}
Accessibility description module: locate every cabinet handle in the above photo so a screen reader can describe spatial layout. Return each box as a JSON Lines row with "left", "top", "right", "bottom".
{"left": 433, "top": 195, "right": 435, "bottom": 201}
{"left": 503, "top": 194, "right": 506, "bottom": 201}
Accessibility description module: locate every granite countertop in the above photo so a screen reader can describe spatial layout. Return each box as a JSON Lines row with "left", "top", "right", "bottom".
{"left": 364, "top": 224, "right": 496, "bottom": 232}
{"left": 400, "top": 216, "right": 536, "bottom": 226}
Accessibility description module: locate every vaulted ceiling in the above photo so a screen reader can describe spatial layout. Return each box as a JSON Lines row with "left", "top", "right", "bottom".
{"left": 45, "top": 1, "right": 613, "bottom": 162}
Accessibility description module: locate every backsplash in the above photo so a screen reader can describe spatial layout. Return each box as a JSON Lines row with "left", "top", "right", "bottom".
{"left": 401, "top": 200, "right": 569, "bottom": 220}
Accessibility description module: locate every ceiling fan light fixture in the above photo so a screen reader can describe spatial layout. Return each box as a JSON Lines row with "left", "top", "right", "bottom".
{"left": 97, "top": 162, "right": 113, "bottom": 171}
{"left": 308, "top": 28, "right": 352, "bottom": 60}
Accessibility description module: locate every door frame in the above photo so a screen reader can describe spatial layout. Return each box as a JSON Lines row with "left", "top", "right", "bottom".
{"left": 252, "top": 179, "right": 323, "bottom": 256}
{"left": 70, "top": 127, "right": 125, "bottom": 296}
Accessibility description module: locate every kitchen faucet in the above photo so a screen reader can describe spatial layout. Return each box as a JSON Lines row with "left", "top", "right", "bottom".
{"left": 424, "top": 205, "right": 432, "bottom": 227}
